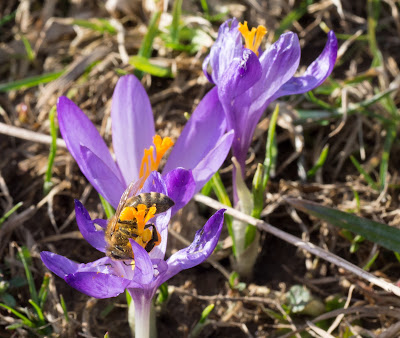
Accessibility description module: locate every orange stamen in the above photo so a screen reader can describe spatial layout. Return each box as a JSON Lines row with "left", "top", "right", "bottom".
{"left": 139, "top": 135, "right": 174, "bottom": 186}
{"left": 238, "top": 21, "right": 267, "bottom": 57}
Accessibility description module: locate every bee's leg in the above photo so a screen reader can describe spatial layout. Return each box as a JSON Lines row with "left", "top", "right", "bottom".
{"left": 144, "top": 223, "right": 159, "bottom": 252}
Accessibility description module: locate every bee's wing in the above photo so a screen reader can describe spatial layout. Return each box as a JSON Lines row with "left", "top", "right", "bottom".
{"left": 109, "top": 176, "right": 145, "bottom": 233}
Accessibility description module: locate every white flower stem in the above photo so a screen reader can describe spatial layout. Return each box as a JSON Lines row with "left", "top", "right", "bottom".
{"left": 132, "top": 294, "right": 151, "bottom": 338}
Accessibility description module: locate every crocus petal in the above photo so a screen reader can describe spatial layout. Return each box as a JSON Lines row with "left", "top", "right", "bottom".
{"left": 112, "top": 75, "right": 156, "bottom": 185}
{"left": 218, "top": 49, "right": 262, "bottom": 133}
{"left": 192, "top": 130, "right": 234, "bottom": 193}
{"left": 57, "top": 96, "right": 122, "bottom": 183}
{"left": 271, "top": 31, "right": 338, "bottom": 99}
{"left": 203, "top": 18, "right": 243, "bottom": 85}
{"left": 251, "top": 32, "right": 301, "bottom": 112}
{"left": 65, "top": 272, "right": 132, "bottom": 298}
{"left": 164, "top": 168, "right": 195, "bottom": 215}
{"left": 159, "top": 209, "right": 225, "bottom": 286}
{"left": 129, "top": 239, "right": 154, "bottom": 284}
{"left": 80, "top": 145, "right": 125, "bottom": 208}
{"left": 163, "top": 88, "right": 227, "bottom": 174}
{"left": 40, "top": 251, "right": 80, "bottom": 279}
{"left": 74, "top": 200, "right": 107, "bottom": 253}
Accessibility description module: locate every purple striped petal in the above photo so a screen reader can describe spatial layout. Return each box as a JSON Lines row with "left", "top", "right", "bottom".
{"left": 65, "top": 272, "right": 132, "bottom": 298}
{"left": 164, "top": 168, "right": 195, "bottom": 215}
{"left": 80, "top": 145, "right": 125, "bottom": 208}
{"left": 129, "top": 239, "right": 154, "bottom": 284}
{"left": 57, "top": 96, "right": 122, "bottom": 184}
{"left": 112, "top": 75, "right": 155, "bottom": 185}
{"left": 203, "top": 18, "right": 242, "bottom": 85}
{"left": 271, "top": 31, "right": 338, "bottom": 99}
{"left": 158, "top": 209, "right": 225, "bottom": 286}
{"left": 163, "top": 88, "right": 227, "bottom": 174}
{"left": 74, "top": 200, "right": 107, "bottom": 253}
{"left": 40, "top": 251, "right": 80, "bottom": 279}
{"left": 192, "top": 130, "right": 234, "bottom": 193}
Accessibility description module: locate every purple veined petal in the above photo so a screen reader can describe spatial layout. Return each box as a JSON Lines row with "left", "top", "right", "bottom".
{"left": 94, "top": 218, "right": 108, "bottom": 229}
{"left": 163, "top": 88, "right": 227, "bottom": 174}
{"left": 141, "top": 171, "right": 168, "bottom": 195}
{"left": 205, "top": 18, "right": 243, "bottom": 85}
{"left": 112, "top": 75, "right": 156, "bottom": 185}
{"left": 158, "top": 209, "right": 225, "bottom": 286}
{"left": 129, "top": 239, "right": 154, "bottom": 285}
{"left": 57, "top": 97, "right": 122, "bottom": 183}
{"left": 250, "top": 32, "right": 301, "bottom": 112}
{"left": 192, "top": 130, "right": 234, "bottom": 193}
{"left": 65, "top": 272, "right": 132, "bottom": 299}
{"left": 271, "top": 31, "right": 338, "bottom": 99}
{"left": 40, "top": 251, "right": 80, "bottom": 279}
{"left": 74, "top": 200, "right": 107, "bottom": 253}
{"left": 218, "top": 49, "right": 262, "bottom": 104}
{"left": 148, "top": 213, "right": 169, "bottom": 260}
{"left": 164, "top": 168, "right": 195, "bottom": 216}
{"left": 80, "top": 145, "right": 125, "bottom": 208}
{"left": 202, "top": 54, "right": 213, "bottom": 83}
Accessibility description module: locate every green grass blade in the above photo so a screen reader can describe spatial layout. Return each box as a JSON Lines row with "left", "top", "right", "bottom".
{"left": 129, "top": 56, "right": 173, "bottom": 78}
{"left": 18, "top": 247, "right": 38, "bottom": 305}
{"left": 0, "top": 303, "right": 35, "bottom": 327}
{"left": 363, "top": 251, "right": 379, "bottom": 271}
{"left": 0, "top": 11, "right": 16, "bottom": 26}
{"left": 72, "top": 18, "right": 116, "bottom": 34}
{"left": 189, "top": 304, "right": 215, "bottom": 338}
{"left": 170, "top": 0, "right": 183, "bottom": 43}
{"left": 379, "top": 125, "right": 396, "bottom": 191}
{"left": 59, "top": 294, "right": 69, "bottom": 322}
{"left": 262, "top": 104, "right": 279, "bottom": 189}
{"left": 138, "top": 11, "right": 161, "bottom": 59}
{"left": 44, "top": 106, "right": 58, "bottom": 195}
{"left": 210, "top": 172, "right": 235, "bottom": 255}
{"left": 0, "top": 202, "right": 23, "bottom": 226}
{"left": 286, "top": 198, "right": 400, "bottom": 252}
{"left": 99, "top": 194, "right": 115, "bottom": 219}
{"left": 350, "top": 156, "right": 379, "bottom": 191}
{"left": 21, "top": 35, "right": 35, "bottom": 61}
{"left": 38, "top": 273, "right": 50, "bottom": 309}
{"left": 0, "top": 71, "right": 63, "bottom": 92}
{"left": 28, "top": 299, "right": 45, "bottom": 324}
{"left": 307, "top": 145, "right": 329, "bottom": 179}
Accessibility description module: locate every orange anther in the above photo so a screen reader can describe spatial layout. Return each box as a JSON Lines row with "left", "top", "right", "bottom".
{"left": 238, "top": 21, "right": 267, "bottom": 57}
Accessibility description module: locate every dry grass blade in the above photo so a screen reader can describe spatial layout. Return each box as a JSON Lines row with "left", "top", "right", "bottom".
{"left": 194, "top": 194, "right": 400, "bottom": 297}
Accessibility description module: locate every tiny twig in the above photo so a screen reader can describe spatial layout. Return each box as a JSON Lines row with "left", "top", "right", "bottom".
{"left": 194, "top": 194, "right": 400, "bottom": 298}
{"left": 0, "top": 122, "right": 66, "bottom": 148}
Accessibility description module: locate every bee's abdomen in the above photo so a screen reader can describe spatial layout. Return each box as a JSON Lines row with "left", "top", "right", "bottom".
{"left": 126, "top": 192, "right": 174, "bottom": 214}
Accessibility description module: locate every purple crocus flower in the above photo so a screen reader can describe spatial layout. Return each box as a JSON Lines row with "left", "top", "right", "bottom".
{"left": 41, "top": 171, "right": 225, "bottom": 337}
{"left": 203, "top": 19, "right": 338, "bottom": 178}
{"left": 57, "top": 74, "right": 234, "bottom": 211}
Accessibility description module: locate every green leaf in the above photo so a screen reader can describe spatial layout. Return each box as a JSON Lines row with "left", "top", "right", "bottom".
{"left": 60, "top": 294, "right": 69, "bottom": 322}
{"left": 0, "top": 303, "right": 35, "bottom": 327}
{"left": 379, "top": 125, "right": 396, "bottom": 191}
{"left": 156, "top": 282, "right": 169, "bottom": 305}
{"left": 170, "top": 0, "right": 183, "bottom": 43}
{"left": 286, "top": 198, "right": 400, "bottom": 252}
{"left": 0, "top": 202, "right": 23, "bottom": 227}
{"left": 72, "top": 18, "right": 117, "bottom": 34}
{"left": 99, "top": 194, "right": 115, "bottom": 219}
{"left": 130, "top": 56, "right": 173, "bottom": 78}
{"left": 18, "top": 247, "right": 38, "bottom": 305}
{"left": 307, "top": 144, "right": 329, "bottom": 179}
{"left": 350, "top": 156, "right": 379, "bottom": 190}
{"left": 0, "top": 71, "right": 64, "bottom": 92}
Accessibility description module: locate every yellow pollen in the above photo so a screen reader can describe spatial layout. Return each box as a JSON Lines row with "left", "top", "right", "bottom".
{"left": 238, "top": 21, "right": 267, "bottom": 57}
{"left": 139, "top": 135, "right": 174, "bottom": 187}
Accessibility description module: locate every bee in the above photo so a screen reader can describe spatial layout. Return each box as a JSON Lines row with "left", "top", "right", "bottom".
{"left": 105, "top": 179, "right": 174, "bottom": 260}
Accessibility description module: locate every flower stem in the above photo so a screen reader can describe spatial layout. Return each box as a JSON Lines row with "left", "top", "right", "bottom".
{"left": 131, "top": 294, "right": 152, "bottom": 338}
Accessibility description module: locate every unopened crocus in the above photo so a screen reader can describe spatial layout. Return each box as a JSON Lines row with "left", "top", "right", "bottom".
{"left": 41, "top": 171, "right": 225, "bottom": 338}
{"left": 57, "top": 74, "right": 234, "bottom": 212}
{"left": 203, "top": 18, "right": 338, "bottom": 186}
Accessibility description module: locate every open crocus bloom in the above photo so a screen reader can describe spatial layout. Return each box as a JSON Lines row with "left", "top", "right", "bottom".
{"left": 58, "top": 74, "right": 234, "bottom": 211}
{"left": 203, "top": 18, "right": 338, "bottom": 175}
{"left": 41, "top": 171, "right": 225, "bottom": 302}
